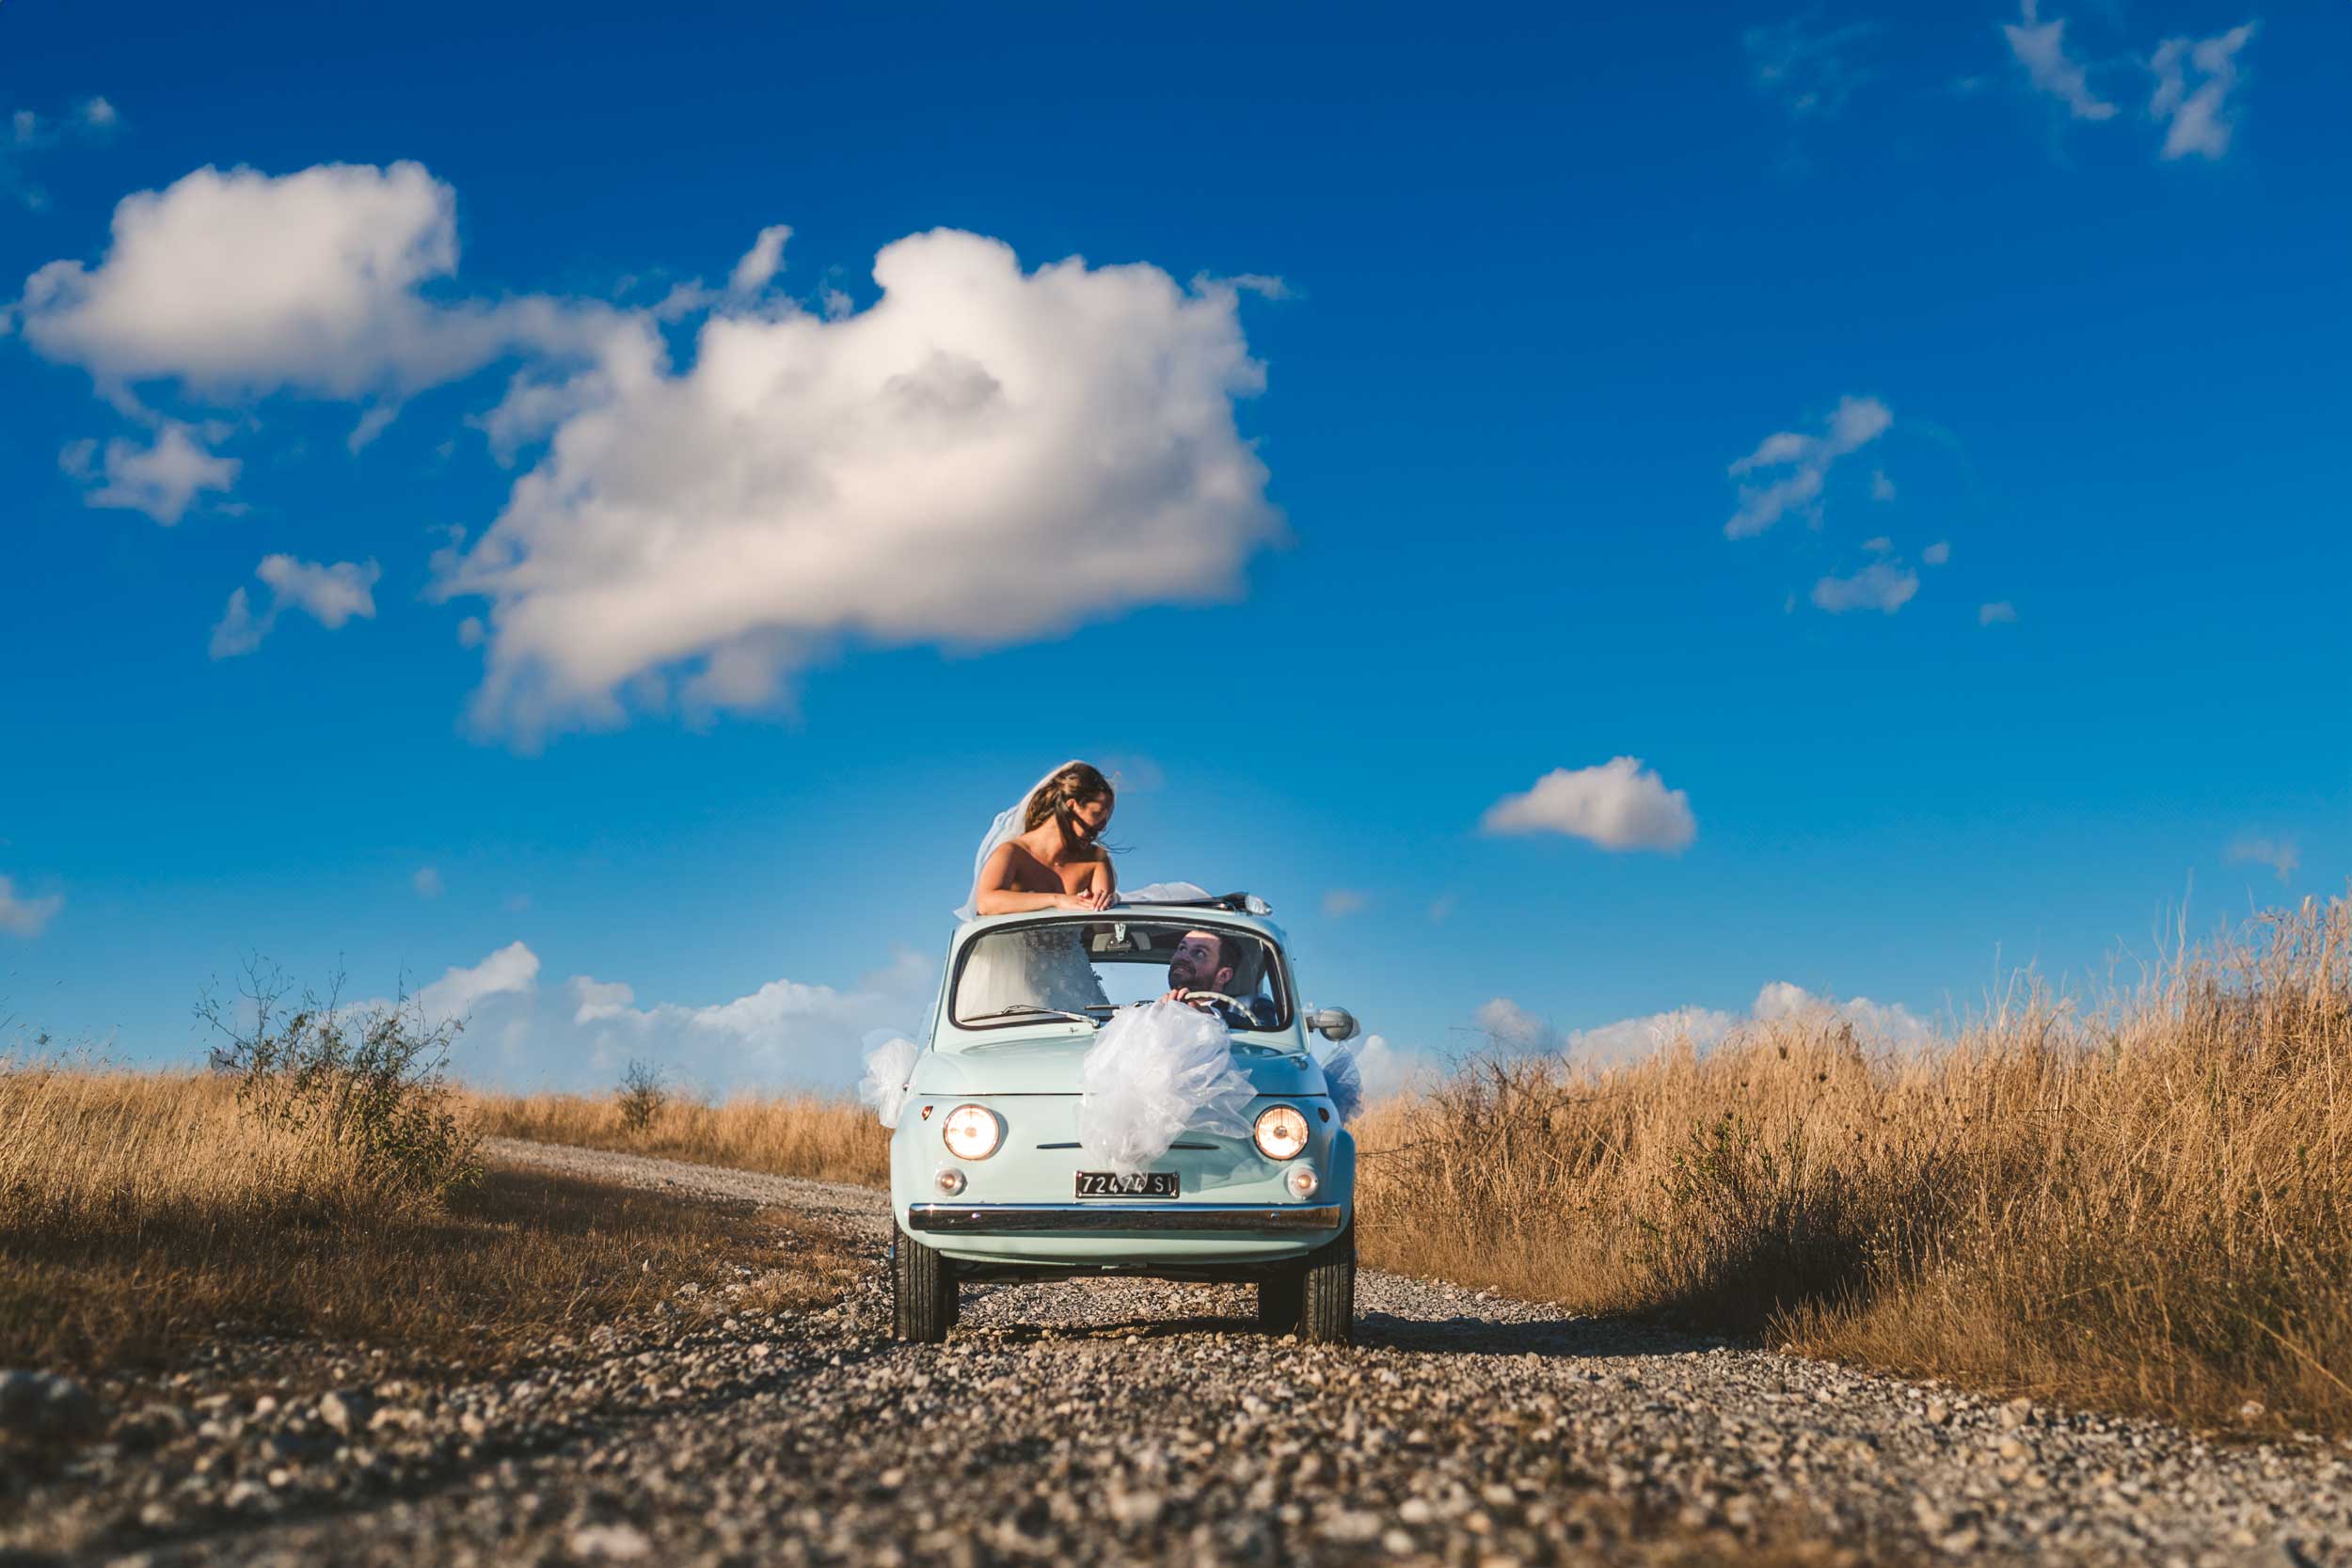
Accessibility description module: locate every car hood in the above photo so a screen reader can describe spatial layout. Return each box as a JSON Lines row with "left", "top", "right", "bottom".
{"left": 913, "top": 1036, "right": 1329, "bottom": 1099}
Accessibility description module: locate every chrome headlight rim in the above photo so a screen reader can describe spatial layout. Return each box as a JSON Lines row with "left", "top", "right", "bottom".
{"left": 941, "top": 1103, "right": 1003, "bottom": 1161}
{"left": 1253, "top": 1103, "right": 1311, "bottom": 1162}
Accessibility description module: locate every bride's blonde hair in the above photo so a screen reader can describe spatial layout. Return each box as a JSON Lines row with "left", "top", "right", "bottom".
{"left": 1023, "top": 762, "right": 1115, "bottom": 834}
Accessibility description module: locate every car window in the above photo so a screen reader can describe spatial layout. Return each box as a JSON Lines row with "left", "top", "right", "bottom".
{"left": 951, "top": 918, "right": 1290, "bottom": 1031}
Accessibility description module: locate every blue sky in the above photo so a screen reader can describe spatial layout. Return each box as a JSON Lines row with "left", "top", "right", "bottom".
{"left": 4, "top": 0, "right": 2345, "bottom": 1091}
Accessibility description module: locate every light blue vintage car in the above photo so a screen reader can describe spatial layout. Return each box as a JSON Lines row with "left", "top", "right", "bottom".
{"left": 887, "top": 893, "right": 1360, "bottom": 1344}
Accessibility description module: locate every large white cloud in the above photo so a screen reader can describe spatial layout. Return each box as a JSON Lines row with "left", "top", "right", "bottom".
{"left": 1480, "top": 757, "right": 1697, "bottom": 853}
{"left": 1724, "top": 394, "right": 1891, "bottom": 539}
{"left": 2002, "top": 0, "right": 2117, "bottom": 121}
{"left": 437, "top": 229, "right": 1282, "bottom": 737}
{"left": 15, "top": 161, "right": 618, "bottom": 401}
{"left": 2150, "top": 24, "right": 2256, "bottom": 162}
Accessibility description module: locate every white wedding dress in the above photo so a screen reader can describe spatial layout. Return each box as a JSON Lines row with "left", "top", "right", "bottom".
{"left": 957, "top": 926, "right": 1109, "bottom": 1017}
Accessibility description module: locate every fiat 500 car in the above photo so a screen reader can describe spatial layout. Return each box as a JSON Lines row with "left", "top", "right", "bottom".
{"left": 886, "top": 894, "right": 1360, "bottom": 1344}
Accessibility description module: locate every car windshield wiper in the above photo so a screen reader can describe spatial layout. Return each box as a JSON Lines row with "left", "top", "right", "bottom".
{"left": 961, "top": 1005, "right": 1101, "bottom": 1027}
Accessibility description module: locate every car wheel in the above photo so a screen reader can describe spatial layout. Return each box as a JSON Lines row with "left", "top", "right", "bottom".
{"left": 1257, "top": 1271, "right": 1303, "bottom": 1335}
{"left": 892, "top": 1221, "right": 957, "bottom": 1343}
{"left": 1296, "top": 1223, "right": 1356, "bottom": 1345}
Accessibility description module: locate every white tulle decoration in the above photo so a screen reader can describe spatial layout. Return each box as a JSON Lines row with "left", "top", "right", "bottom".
{"left": 1075, "top": 1000, "right": 1256, "bottom": 1174}
{"left": 857, "top": 1036, "right": 921, "bottom": 1128}
{"left": 1316, "top": 1039, "right": 1364, "bottom": 1125}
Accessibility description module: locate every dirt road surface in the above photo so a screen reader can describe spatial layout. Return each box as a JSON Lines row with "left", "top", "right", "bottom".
{"left": 8, "top": 1137, "right": 2347, "bottom": 1567}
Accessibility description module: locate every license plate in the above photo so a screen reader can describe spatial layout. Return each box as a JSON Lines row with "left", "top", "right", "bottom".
{"left": 1074, "top": 1170, "right": 1178, "bottom": 1197}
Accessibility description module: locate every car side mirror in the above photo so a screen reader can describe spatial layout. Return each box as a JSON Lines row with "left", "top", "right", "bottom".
{"left": 1309, "top": 1006, "right": 1359, "bottom": 1042}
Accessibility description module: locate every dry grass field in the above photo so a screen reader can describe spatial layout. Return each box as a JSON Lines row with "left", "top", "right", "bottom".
{"left": 1355, "top": 895, "right": 2352, "bottom": 1435}
{"left": 0, "top": 1065, "right": 856, "bottom": 1376}
{"left": 465, "top": 1086, "right": 889, "bottom": 1186}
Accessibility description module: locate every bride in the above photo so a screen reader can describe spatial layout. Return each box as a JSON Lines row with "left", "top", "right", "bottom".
{"left": 954, "top": 762, "right": 1120, "bottom": 1016}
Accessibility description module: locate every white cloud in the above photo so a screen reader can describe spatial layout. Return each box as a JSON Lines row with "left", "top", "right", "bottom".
{"left": 2003, "top": 0, "right": 2117, "bottom": 121}
{"left": 1724, "top": 394, "right": 1891, "bottom": 538}
{"left": 1565, "top": 1005, "right": 1741, "bottom": 1067}
{"left": 1486, "top": 979, "right": 1931, "bottom": 1069}
{"left": 2, "top": 95, "right": 119, "bottom": 211}
{"left": 2225, "top": 835, "right": 2298, "bottom": 883}
{"left": 1979, "top": 600, "right": 2018, "bottom": 626}
{"left": 1870, "top": 468, "right": 1896, "bottom": 501}
{"left": 1480, "top": 756, "right": 1697, "bottom": 853}
{"left": 79, "top": 97, "right": 118, "bottom": 129}
{"left": 1923, "top": 540, "right": 1950, "bottom": 565}
{"left": 727, "top": 224, "right": 791, "bottom": 296}
{"left": 437, "top": 230, "right": 1281, "bottom": 739}
{"left": 415, "top": 940, "right": 540, "bottom": 1024}
{"left": 1811, "top": 559, "right": 1919, "bottom": 614}
{"left": 1741, "top": 17, "right": 1881, "bottom": 120}
{"left": 568, "top": 976, "right": 635, "bottom": 1025}
{"left": 0, "top": 875, "right": 64, "bottom": 938}
{"left": 1474, "top": 996, "right": 1560, "bottom": 1053}
{"left": 65, "top": 420, "right": 238, "bottom": 524}
{"left": 412, "top": 866, "right": 443, "bottom": 898}
{"left": 1322, "top": 889, "right": 1370, "bottom": 917}
{"left": 1751, "top": 979, "right": 1931, "bottom": 1049}
{"left": 1862, "top": 534, "right": 1893, "bottom": 553}
{"left": 15, "top": 161, "right": 620, "bottom": 402}
{"left": 2151, "top": 24, "right": 2256, "bottom": 161}
{"left": 1348, "top": 1032, "right": 1442, "bottom": 1101}
{"left": 1426, "top": 895, "right": 1455, "bottom": 926}
{"left": 209, "top": 555, "right": 381, "bottom": 657}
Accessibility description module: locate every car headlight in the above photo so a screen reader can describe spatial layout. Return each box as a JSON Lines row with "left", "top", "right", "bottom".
{"left": 941, "top": 1103, "right": 1002, "bottom": 1161}
{"left": 1253, "top": 1104, "right": 1311, "bottom": 1161}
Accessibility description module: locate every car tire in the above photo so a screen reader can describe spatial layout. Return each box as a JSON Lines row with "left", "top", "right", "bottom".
{"left": 892, "top": 1221, "right": 956, "bottom": 1344}
{"left": 1296, "top": 1223, "right": 1356, "bottom": 1345}
{"left": 1257, "top": 1272, "right": 1303, "bottom": 1335}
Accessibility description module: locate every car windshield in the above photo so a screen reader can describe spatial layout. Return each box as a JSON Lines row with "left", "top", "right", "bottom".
{"left": 951, "top": 918, "right": 1290, "bottom": 1032}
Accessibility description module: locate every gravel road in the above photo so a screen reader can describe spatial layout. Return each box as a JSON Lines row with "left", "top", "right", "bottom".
{"left": 8, "top": 1137, "right": 2347, "bottom": 1568}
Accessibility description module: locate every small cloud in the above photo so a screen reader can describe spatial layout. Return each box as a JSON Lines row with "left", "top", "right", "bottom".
{"left": 1979, "top": 600, "right": 2018, "bottom": 626}
{"left": 1322, "top": 889, "right": 1370, "bottom": 918}
{"left": 569, "top": 975, "right": 636, "bottom": 1025}
{"left": 1862, "top": 534, "right": 1894, "bottom": 554}
{"left": 414, "top": 940, "right": 539, "bottom": 1025}
{"left": 1812, "top": 560, "right": 1919, "bottom": 614}
{"left": 0, "top": 874, "right": 65, "bottom": 938}
{"left": 1724, "top": 394, "right": 1892, "bottom": 538}
{"left": 78, "top": 96, "right": 119, "bottom": 129}
{"left": 457, "top": 616, "right": 486, "bottom": 648}
{"left": 1922, "top": 540, "right": 1950, "bottom": 565}
{"left": 727, "top": 224, "right": 792, "bottom": 297}
{"left": 209, "top": 556, "right": 382, "bottom": 658}
{"left": 2225, "top": 835, "right": 2298, "bottom": 883}
{"left": 2002, "top": 0, "right": 2118, "bottom": 121}
{"left": 1099, "top": 753, "right": 1166, "bottom": 795}
{"left": 2151, "top": 24, "right": 2256, "bottom": 161}
{"left": 1741, "top": 16, "right": 1882, "bottom": 121}
{"left": 1426, "top": 894, "right": 1455, "bottom": 926}
{"left": 68, "top": 421, "right": 238, "bottom": 524}
{"left": 1475, "top": 996, "right": 1561, "bottom": 1053}
{"left": 1481, "top": 757, "right": 1697, "bottom": 853}
{"left": 1870, "top": 468, "right": 1896, "bottom": 502}
{"left": 413, "top": 866, "right": 444, "bottom": 898}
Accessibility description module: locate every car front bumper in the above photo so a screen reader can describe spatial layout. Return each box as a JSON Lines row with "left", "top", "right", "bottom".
{"left": 906, "top": 1201, "right": 1345, "bottom": 1235}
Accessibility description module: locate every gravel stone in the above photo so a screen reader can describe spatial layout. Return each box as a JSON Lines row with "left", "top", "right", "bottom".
{"left": 3, "top": 1136, "right": 2347, "bottom": 1566}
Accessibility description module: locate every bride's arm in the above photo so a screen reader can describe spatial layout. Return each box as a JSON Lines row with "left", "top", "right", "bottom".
{"left": 971, "top": 844, "right": 1087, "bottom": 915}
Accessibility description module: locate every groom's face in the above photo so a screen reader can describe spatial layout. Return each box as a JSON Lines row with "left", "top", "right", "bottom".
{"left": 1168, "top": 931, "right": 1235, "bottom": 993}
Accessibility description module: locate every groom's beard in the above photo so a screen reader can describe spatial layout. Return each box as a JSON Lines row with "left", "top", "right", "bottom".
{"left": 1168, "top": 958, "right": 1202, "bottom": 990}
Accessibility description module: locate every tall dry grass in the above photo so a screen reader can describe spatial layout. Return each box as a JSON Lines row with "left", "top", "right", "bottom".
{"left": 1355, "top": 895, "right": 2352, "bottom": 1433}
{"left": 0, "top": 1067, "right": 845, "bottom": 1372}
{"left": 465, "top": 1088, "right": 889, "bottom": 1186}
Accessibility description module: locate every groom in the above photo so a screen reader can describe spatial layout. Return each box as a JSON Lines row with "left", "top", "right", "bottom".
{"left": 1161, "top": 930, "right": 1279, "bottom": 1030}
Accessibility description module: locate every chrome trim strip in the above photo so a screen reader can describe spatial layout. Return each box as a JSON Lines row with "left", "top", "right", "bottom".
{"left": 907, "top": 1202, "right": 1343, "bottom": 1234}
